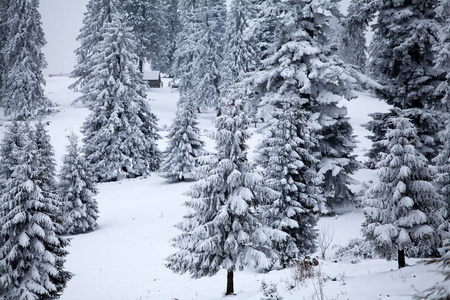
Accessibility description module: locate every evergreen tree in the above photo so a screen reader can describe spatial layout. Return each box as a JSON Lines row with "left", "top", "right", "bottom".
{"left": 60, "top": 133, "right": 99, "bottom": 235}
{"left": 1, "top": 0, "right": 54, "bottom": 119}
{"left": 363, "top": 117, "right": 447, "bottom": 269}
{"left": 434, "top": 0, "right": 450, "bottom": 106}
{"left": 220, "top": 0, "right": 258, "bottom": 96}
{"left": 255, "top": 99, "right": 323, "bottom": 266}
{"left": 123, "top": 0, "right": 168, "bottom": 72}
{"left": 71, "top": 0, "right": 114, "bottom": 95}
{"left": 81, "top": 0, "right": 161, "bottom": 182}
{"left": 162, "top": 0, "right": 180, "bottom": 76}
{"left": 159, "top": 96, "right": 204, "bottom": 182}
{"left": 0, "top": 121, "right": 71, "bottom": 299}
{"left": 191, "top": 0, "right": 226, "bottom": 111}
{"left": 364, "top": 0, "right": 446, "bottom": 165}
{"left": 34, "top": 120, "right": 58, "bottom": 193}
{"left": 338, "top": 0, "right": 373, "bottom": 71}
{"left": 168, "top": 93, "right": 285, "bottom": 295}
{"left": 172, "top": 0, "right": 200, "bottom": 95}
{"left": 245, "top": 0, "right": 358, "bottom": 209}
{"left": 434, "top": 121, "right": 450, "bottom": 209}
{"left": 0, "top": 0, "right": 9, "bottom": 92}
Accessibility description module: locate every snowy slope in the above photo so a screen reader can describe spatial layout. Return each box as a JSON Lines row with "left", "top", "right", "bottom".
{"left": 33, "top": 77, "right": 444, "bottom": 300}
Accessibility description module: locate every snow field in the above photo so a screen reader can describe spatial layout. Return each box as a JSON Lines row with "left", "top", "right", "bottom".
{"left": 35, "top": 77, "right": 445, "bottom": 300}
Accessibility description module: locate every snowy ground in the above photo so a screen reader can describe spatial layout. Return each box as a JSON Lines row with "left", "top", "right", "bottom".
{"left": 22, "top": 77, "right": 444, "bottom": 300}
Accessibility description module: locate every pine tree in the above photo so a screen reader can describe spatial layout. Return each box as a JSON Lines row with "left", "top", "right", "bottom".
{"left": 0, "top": 0, "right": 54, "bottom": 120}
{"left": 364, "top": 0, "right": 446, "bottom": 165}
{"left": 123, "top": 0, "right": 168, "bottom": 72}
{"left": 71, "top": 0, "right": 114, "bottom": 96}
{"left": 191, "top": 0, "right": 226, "bottom": 111}
{"left": 0, "top": 121, "right": 71, "bottom": 299}
{"left": 434, "top": 121, "right": 450, "bottom": 208}
{"left": 255, "top": 99, "right": 323, "bottom": 266}
{"left": 60, "top": 133, "right": 99, "bottom": 234}
{"left": 245, "top": 0, "right": 358, "bottom": 209}
{"left": 220, "top": 0, "right": 258, "bottom": 96}
{"left": 338, "top": 0, "right": 373, "bottom": 71}
{"left": 168, "top": 93, "right": 285, "bottom": 295}
{"left": 81, "top": 0, "right": 161, "bottom": 182}
{"left": 363, "top": 117, "right": 447, "bottom": 269}
{"left": 434, "top": 0, "right": 450, "bottom": 106}
{"left": 159, "top": 96, "right": 204, "bottom": 182}
{"left": 162, "top": 0, "right": 180, "bottom": 76}
{"left": 172, "top": 0, "right": 200, "bottom": 95}
{"left": 0, "top": 0, "right": 9, "bottom": 92}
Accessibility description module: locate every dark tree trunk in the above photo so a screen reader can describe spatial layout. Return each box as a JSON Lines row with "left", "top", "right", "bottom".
{"left": 139, "top": 60, "right": 144, "bottom": 73}
{"left": 398, "top": 249, "right": 406, "bottom": 269}
{"left": 226, "top": 270, "right": 234, "bottom": 295}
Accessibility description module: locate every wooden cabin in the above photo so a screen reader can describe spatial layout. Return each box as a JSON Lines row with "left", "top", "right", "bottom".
{"left": 143, "top": 71, "right": 162, "bottom": 88}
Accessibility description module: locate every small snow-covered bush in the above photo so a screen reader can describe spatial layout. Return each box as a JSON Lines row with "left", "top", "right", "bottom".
{"left": 334, "top": 238, "right": 377, "bottom": 261}
{"left": 260, "top": 281, "right": 283, "bottom": 300}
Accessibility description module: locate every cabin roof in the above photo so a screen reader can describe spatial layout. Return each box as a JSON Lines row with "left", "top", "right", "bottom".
{"left": 143, "top": 71, "right": 160, "bottom": 81}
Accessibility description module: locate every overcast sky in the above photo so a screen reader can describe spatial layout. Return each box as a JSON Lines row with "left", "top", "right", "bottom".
{"left": 39, "top": 0, "right": 351, "bottom": 77}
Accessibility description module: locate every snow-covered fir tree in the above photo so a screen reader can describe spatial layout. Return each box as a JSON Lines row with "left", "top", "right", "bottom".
{"left": 172, "top": 0, "right": 200, "bottom": 95}
{"left": 363, "top": 117, "right": 447, "bottom": 269}
{"left": 60, "top": 133, "right": 99, "bottom": 234}
{"left": 0, "top": 121, "right": 71, "bottom": 299}
{"left": 71, "top": 0, "right": 114, "bottom": 95}
{"left": 0, "top": 0, "right": 8, "bottom": 92}
{"left": 159, "top": 96, "right": 204, "bottom": 182}
{"left": 123, "top": 0, "right": 168, "bottom": 72}
{"left": 255, "top": 98, "right": 323, "bottom": 266}
{"left": 245, "top": 0, "right": 358, "bottom": 209}
{"left": 168, "top": 92, "right": 285, "bottom": 295}
{"left": 434, "top": 0, "right": 450, "bottom": 106}
{"left": 34, "top": 120, "right": 58, "bottom": 194}
{"left": 220, "top": 0, "right": 258, "bottom": 97}
{"left": 364, "top": 0, "right": 447, "bottom": 165}
{"left": 81, "top": 0, "right": 161, "bottom": 182}
{"left": 0, "top": 0, "right": 54, "bottom": 119}
{"left": 338, "top": 0, "right": 372, "bottom": 71}
{"left": 162, "top": 0, "right": 180, "bottom": 76}
{"left": 191, "top": 0, "right": 226, "bottom": 111}
{"left": 434, "top": 121, "right": 450, "bottom": 209}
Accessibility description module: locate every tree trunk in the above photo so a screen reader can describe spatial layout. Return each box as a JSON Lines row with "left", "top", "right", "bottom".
{"left": 139, "top": 60, "right": 144, "bottom": 73}
{"left": 398, "top": 249, "right": 406, "bottom": 269}
{"left": 226, "top": 270, "right": 234, "bottom": 295}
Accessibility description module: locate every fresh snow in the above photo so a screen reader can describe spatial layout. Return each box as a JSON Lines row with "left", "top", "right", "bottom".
{"left": 19, "top": 77, "right": 443, "bottom": 300}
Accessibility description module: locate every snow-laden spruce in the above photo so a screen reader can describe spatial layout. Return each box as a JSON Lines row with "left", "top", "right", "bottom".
{"left": 159, "top": 95, "right": 204, "bottom": 182}
{"left": 168, "top": 93, "right": 286, "bottom": 295}
{"left": 123, "top": 0, "right": 168, "bottom": 73}
{"left": 434, "top": 121, "right": 450, "bottom": 208}
{"left": 364, "top": 0, "right": 447, "bottom": 164}
{"left": 434, "top": 0, "right": 450, "bottom": 106}
{"left": 363, "top": 117, "right": 447, "bottom": 269}
{"left": 0, "top": 121, "right": 71, "bottom": 299}
{"left": 220, "top": 0, "right": 258, "bottom": 98}
{"left": 162, "top": 0, "right": 180, "bottom": 76}
{"left": 191, "top": 0, "right": 226, "bottom": 111}
{"left": 255, "top": 98, "right": 323, "bottom": 266}
{"left": 172, "top": 0, "right": 200, "bottom": 95}
{"left": 338, "top": 0, "right": 370, "bottom": 71}
{"left": 81, "top": 0, "right": 161, "bottom": 182}
{"left": 245, "top": 0, "right": 359, "bottom": 209}
{"left": 0, "top": 0, "right": 54, "bottom": 120}
{"left": 71, "top": 0, "right": 115, "bottom": 95}
{"left": 60, "top": 133, "right": 99, "bottom": 234}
